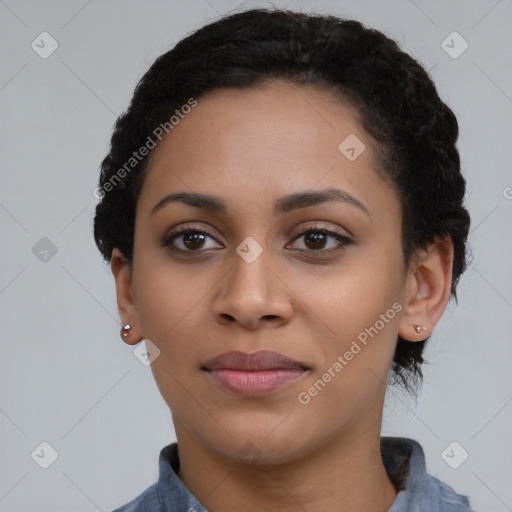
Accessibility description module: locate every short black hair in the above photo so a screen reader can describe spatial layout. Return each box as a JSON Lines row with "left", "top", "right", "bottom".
{"left": 93, "top": 8, "right": 471, "bottom": 391}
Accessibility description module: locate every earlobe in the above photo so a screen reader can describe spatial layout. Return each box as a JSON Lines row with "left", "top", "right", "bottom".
{"left": 398, "top": 236, "right": 454, "bottom": 342}
{"left": 111, "top": 248, "right": 143, "bottom": 345}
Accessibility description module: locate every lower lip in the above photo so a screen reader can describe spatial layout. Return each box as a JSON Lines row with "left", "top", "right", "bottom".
{"left": 205, "top": 368, "right": 306, "bottom": 397}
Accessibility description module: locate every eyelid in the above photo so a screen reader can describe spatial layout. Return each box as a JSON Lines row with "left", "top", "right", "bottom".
{"left": 290, "top": 223, "right": 351, "bottom": 241}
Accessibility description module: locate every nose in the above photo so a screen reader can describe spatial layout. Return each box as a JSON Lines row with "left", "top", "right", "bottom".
{"left": 211, "top": 249, "right": 294, "bottom": 330}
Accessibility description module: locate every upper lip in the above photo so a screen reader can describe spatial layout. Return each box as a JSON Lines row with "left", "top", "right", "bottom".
{"left": 201, "top": 350, "right": 308, "bottom": 371}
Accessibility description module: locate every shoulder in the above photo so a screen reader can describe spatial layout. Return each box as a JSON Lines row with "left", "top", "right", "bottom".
{"left": 111, "top": 482, "right": 160, "bottom": 512}
{"left": 430, "top": 475, "right": 474, "bottom": 511}
{"left": 406, "top": 471, "right": 474, "bottom": 511}
{"left": 383, "top": 437, "right": 475, "bottom": 512}
{"left": 110, "top": 442, "right": 191, "bottom": 512}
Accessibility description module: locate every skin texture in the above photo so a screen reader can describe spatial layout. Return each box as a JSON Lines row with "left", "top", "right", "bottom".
{"left": 111, "top": 80, "right": 454, "bottom": 512}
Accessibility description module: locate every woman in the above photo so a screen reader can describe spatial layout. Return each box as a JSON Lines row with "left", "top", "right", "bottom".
{"left": 94, "top": 8, "right": 473, "bottom": 511}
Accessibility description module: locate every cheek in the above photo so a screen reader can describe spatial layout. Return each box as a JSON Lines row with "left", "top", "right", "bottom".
{"left": 301, "top": 250, "right": 403, "bottom": 389}
{"left": 295, "top": 299, "right": 400, "bottom": 431}
{"left": 132, "top": 254, "right": 206, "bottom": 339}
{"left": 132, "top": 262, "right": 219, "bottom": 405}
{"left": 300, "top": 252, "right": 402, "bottom": 339}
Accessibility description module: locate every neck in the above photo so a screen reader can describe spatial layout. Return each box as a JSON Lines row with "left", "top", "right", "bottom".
{"left": 173, "top": 405, "right": 398, "bottom": 512}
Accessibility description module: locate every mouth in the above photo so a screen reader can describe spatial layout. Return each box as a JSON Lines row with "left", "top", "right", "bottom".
{"left": 201, "top": 350, "right": 310, "bottom": 397}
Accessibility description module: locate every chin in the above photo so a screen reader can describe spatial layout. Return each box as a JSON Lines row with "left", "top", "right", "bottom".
{"left": 205, "top": 421, "right": 314, "bottom": 466}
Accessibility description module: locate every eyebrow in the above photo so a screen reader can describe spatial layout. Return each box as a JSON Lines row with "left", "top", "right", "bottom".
{"left": 150, "top": 187, "right": 370, "bottom": 217}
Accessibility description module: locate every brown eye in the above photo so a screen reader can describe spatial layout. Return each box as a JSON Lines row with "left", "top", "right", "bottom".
{"left": 304, "top": 231, "right": 328, "bottom": 250}
{"left": 162, "top": 229, "right": 222, "bottom": 252}
{"left": 182, "top": 231, "right": 206, "bottom": 250}
{"left": 289, "top": 227, "right": 353, "bottom": 253}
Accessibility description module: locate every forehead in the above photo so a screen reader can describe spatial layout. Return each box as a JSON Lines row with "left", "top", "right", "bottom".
{"left": 137, "top": 80, "right": 398, "bottom": 221}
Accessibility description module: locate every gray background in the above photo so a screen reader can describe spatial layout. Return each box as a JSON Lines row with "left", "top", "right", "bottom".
{"left": 1, "top": 0, "right": 511, "bottom": 511}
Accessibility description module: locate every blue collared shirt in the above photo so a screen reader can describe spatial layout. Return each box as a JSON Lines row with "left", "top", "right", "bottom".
{"left": 112, "top": 437, "right": 474, "bottom": 511}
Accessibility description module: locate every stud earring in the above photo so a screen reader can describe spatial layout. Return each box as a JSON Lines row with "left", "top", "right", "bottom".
{"left": 414, "top": 325, "right": 427, "bottom": 334}
{"left": 121, "top": 324, "right": 132, "bottom": 338}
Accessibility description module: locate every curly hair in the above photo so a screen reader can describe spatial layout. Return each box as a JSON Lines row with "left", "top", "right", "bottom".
{"left": 93, "top": 8, "right": 471, "bottom": 391}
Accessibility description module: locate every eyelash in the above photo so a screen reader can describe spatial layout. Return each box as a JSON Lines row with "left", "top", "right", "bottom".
{"left": 161, "top": 224, "right": 353, "bottom": 255}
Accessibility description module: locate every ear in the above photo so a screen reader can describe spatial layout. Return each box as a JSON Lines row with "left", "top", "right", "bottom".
{"left": 111, "top": 248, "right": 143, "bottom": 345}
{"left": 398, "top": 236, "right": 454, "bottom": 342}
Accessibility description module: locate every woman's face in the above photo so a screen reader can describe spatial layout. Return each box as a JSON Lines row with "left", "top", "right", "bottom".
{"left": 126, "top": 80, "right": 411, "bottom": 463}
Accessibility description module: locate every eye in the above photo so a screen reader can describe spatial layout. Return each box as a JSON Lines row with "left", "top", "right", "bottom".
{"left": 162, "top": 227, "right": 223, "bottom": 252}
{"left": 162, "top": 224, "right": 353, "bottom": 255}
{"left": 288, "top": 225, "right": 353, "bottom": 253}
